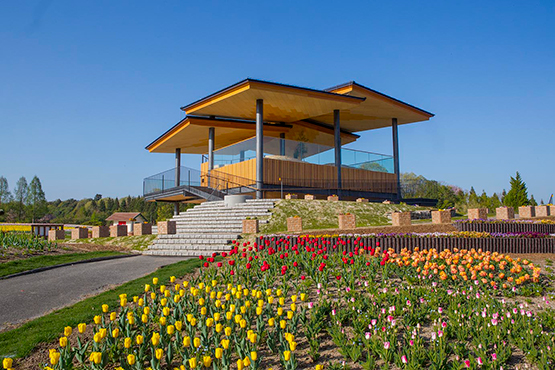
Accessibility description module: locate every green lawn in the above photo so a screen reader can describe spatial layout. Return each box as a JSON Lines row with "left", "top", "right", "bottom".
{"left": 67, "top": 234, "right": 157, "bottom": 251}
{"left": 0, "top": 251, "right": 126, "bottom": 278}
{"left": 0, "top": 258, "right": 201, "bottom": 358}
{"left": 259, "top": 199, "right": 430, "bottom": 233}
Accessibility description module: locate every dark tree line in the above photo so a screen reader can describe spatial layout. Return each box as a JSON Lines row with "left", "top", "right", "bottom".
{"left": 0, "top": 175, "right": 184, "bottom": 225}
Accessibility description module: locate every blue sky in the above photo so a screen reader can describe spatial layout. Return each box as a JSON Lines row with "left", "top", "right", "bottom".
{"left": 1, "top": 1, "right": 554, "bottom": 202}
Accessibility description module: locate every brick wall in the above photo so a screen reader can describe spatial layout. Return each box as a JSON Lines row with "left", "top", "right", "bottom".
{"left": 92, "top": 226, "right": 110, "bottom": 238}
{"left": 338, "top": 214, "right": 356, "bottom": 229}
{"left": 536, "top": 205, "right": 551, "bottom": 217}
{"left": 48, "top": 229, "right": 65, "bottom": 241}
{"left": 242, "top": 219, "right": 259, "bottom": 234}
{"left": 287, "top": 217, "right": 303, "bottom": 232}
{"left": 496, "top": 207, "right": 515, "bottom": 220}
{"left": 392, "top": 212, "right": 411, "bottom": 227}
{"left": 134, "top": 223, "right": 152, "bottom": 236}
{"left": 110, "top": 225, "right": 127, "bottom": 237}
{"left": 519, "top": 206, "right": 535, "bottom": 219}
{"left": 468, "top": 208, "right": 488, "bottom": 220}
{"left": 432, "top": 210, "right": 452, "bottom": 224}
{"left": 157, "top": 221, "right": 176, "bottom": 235}
{"left": 71, "top": 227, "right": 88, "bottom": 240}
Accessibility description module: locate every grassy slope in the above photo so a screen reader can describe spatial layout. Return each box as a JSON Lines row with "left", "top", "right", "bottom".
{"left": 0, "top": 251, "right": 125, "bottom": 278}
{"left": 67, "top": 234, "right": 157, "bottom": 251}
{"left": 260, "top": 199, "right": 429, "bottom": 234}
{"left": 0, "top": 258, "right": 201, "bottom": 358}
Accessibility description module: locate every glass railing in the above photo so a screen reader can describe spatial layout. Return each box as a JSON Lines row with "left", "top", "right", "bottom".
{"left": 201, "top": 136, "right": 394, "bottom": 173}
{"left": 143, "top": 167, "right": 202, "bottom": 195}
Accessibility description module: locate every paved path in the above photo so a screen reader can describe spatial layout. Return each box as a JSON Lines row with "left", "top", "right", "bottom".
{"left": 0, "top": 255, "right": 188, "bottom": 331}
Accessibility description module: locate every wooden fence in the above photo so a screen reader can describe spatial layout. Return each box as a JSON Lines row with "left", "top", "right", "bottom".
{"left": 454, "top": 222, "right": 555, "bottom": 234}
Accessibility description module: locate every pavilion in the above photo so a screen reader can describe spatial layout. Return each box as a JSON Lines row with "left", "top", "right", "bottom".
{"left": 144, "top": 78, "right": 433, "bottom": 213}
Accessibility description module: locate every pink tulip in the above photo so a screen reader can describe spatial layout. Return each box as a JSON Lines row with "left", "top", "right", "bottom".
{"left": 384, "top": 341, "right": 390, "bottom": 350}
{"left": 477, "top": 357, "right": 483, "bottom": 365}
{"left": 492, "top": 353, "right": 497, "bottom": 361}
{"left": 401, "top": 355, "right": 408, "bottom": 364}
{"left": 464, "top": 360, "right": 471, "bottom": 368}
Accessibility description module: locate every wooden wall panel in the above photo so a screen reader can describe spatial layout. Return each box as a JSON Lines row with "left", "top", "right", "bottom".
{"left": 201, "top": 159, "right": 257, "bottom": 189}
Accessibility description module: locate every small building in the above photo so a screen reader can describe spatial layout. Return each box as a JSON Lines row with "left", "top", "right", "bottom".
{"left": 106, "top": 212, "right": 147, "bottom": 234}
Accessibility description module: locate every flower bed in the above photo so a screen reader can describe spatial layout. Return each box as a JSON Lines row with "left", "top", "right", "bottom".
{"left": 257, "top": 232, "right": 555, "bottom": 254}
{"left": 455, "top": 219, "right": 555, "bottom": 234}
{"left": 14, "top": 237, "right": 555, "bottom": 370}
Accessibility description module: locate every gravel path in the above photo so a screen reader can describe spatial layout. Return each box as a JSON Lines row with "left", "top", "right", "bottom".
{"left": 0, "top": 255, "right": 188, "bottom": 331}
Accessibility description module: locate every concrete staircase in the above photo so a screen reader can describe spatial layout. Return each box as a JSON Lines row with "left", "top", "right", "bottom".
{"left": 144, "top": 199, "right": 276, "bottom": 256}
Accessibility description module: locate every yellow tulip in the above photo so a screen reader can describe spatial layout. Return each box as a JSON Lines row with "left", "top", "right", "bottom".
{"left": 127, "top": 354, "right": 136, "bottom": 365}
{"left": 210, "top": 291, "right": 216, "bottom": 300}
{"left": 63, "top": 326, "right": 72, "bottom": 336}
{"left": 205, "top": 286, "right": 211, "bottom": 294}
{"left": 183, "top": 281, "right": 189, "bottom": 288}
{"left": 226, "top": 312, "right": 233, "bottom": 321}
{"left": 160, "top": 317, "right": 167, "bottom": 326}
{"left": 150, "top": 292, "right": 156, "bottom": 300}
{"left": 251, "top": 351, "right": 258, "bottom": 361}
{"left": 266, "top": 289, "right": 272, "bottom": 296}
{"left": 155, "top": 348, "right": 164, "bottom": 360}
{"left": 187, "top": 313, "right": 193, "bottom": 322}
{"left": 234, "top": 314, "right": 242, "bottom": 324}
{"left": 99, "top": 328, "right": 107, "bottom": 339}
{"left": 151, "top": 332, "right": 160, "bottom": 346}
{"left": 315, "top": 365, "right": 323, "bottom": 370}
{"left": 199, "top": 282, "right": 205, "bottom": 289}
{"left": 89, "top": 352, "right": 102, "bottom": 365}
{"left": 78, "top": 323, "right": 86, "bottom": 333}
{"left": 175, "top": 320, "right": 183, "bottom": 331}
{"left": 230, "top": 304, "right": 236, "bottom": 312}
{"left": 174, "top": 284, "right": 180, "bottom": 291}
{"left": 216, "top": 323, "right": 223, "bottom": 333}
{"left": 279, "top": 297, "right": 285, "bottom": 306}
{"left": 59, "top": 336, "right": 68, "bottom": 348}
{"left": 93, "top": 332, "right": 102, "bottom": 343}
{"left": 283, "top": 351, "right": 291, "bottom": 361}
{"left": 120, "top": 297, "right": 127, "bottom": 307}
{"left": 190, "top": 318, "right": 197, "bottom": 327}
{"left": 161, "top": 298, "right": 168, "bottom": 307}
{"left": 102, "top": 304, "right": 109, "bottom": 313}
{"left": 203, "top": 356, "right": 212, "bottom": 368}
{"left": 256, "top": 307, "right": 262, "bottom": 315}
{"left": 227, "top": 283, "right": 232, "bottom": 291}
{"left": 201, "top": 307, "right": 207, "bottom": 316}
{"left": 300, "top": 293, "right": 307, "bottom": 301}
{"left": 243, "top": 357, "right": 251, "bottom": 367}
{"left": 215, "top": 347, "right": 223, "bottom": 359}
{"left": 240, "top": 306, "right": 247, "bottom": 314}
{"left": 249, "top": 333, "right": 257, "bottom": 343}
{"left": 256, "top": 291, "right": 262, "bottom": 299}
{"left": 206, "top": 318, "right": 214, "bottom": 327}
{"left": 152, "top": 277, "right": 159, "bottom": 285}
{"left": 189, "top": 357, "right": 197, "bottom": 369}
{"left": 48, "top": 350, "right": 60, "bottom": 365}
{"left": 179, "top": 289, "right": 185, "bottom": 297}
{"left": 258, "top": 300, "right": 264, "bottom": 307}
{"left": 237, "top": 359, "right": 244, "bottom": 370}
{"left": 240, "top": 319, "right": 247, "bottom": 328}
{"left": 110, "top": 312, "right": 117, "bottom": 321}
{"left": 225, "top": 293, "right": 231, "bottom": 301}
{"left": 144, "top": 307, "right": 150, "bottom": 315}
{"left": 164, "top": 290, "right": 171, "bottom": 298}
{"left": 277, "top": 307, "right": 283, "bottom": 316}
{"left": 221, "top": 339, "right": 230, "bottom": 349}
{"left": 124, "top": 337, "right": 132, "bottom": 348}
{"left": 183, "top": 336, "right": 191, "bottom": 347}
{"left": 291, "top": 303, "right": 296, "bottom": 312}
{"left": 213, "top": 312, "right": 221, "bottom": 321}
{"left": 163, "top": 307, "right": 170, "bottom": 316}
{"left": 287, "top": 311, "right": 294, "bottom": 320}
{"left": 268, "top": 318, "right": 275, "bottom": 326}
{"left": 232, "top": 287, "right": 237, "bottom": 295}
{"left": 243, "top": 288, "right": 249, "bottom": 296}
{"left": 167, "top": 325, "right": 175, "bottom": 335}
{"left": 276, "top": 289, "right": 282, "bottom": 297}
{"left": 128, "top": 316, "right": 136, "bottom": 325}
{"left": 136, "top": 335, "right": 144, "bottom": 345}
{"left": 268, "top": 296, "right": 274, "bottom": 304}
{"left": 193, "top": 337, "right": 201, "bottom": 348}
{"left": 133, "top": 295, "right": 139, "bottom": 303}
{"left": 291, "top": 295, "right": 297, "bottom": 303}
{"left": 225, "top": 326, "right": 232, "bottom": 336}
{"left": 142, "top": 314, "right": 148, "bottom": 324}
{"left": 145, "top": 284, "right": 151, "bottom": 292}
{"left": 3, "top": 358, "right": 13, "bottom": 369}
{"left": 112, "top": 328, "right": 120, "bottom": 338}
{"left": 174, "top": 295, "right": 181, "bottom": 303}
{"left": 280, "top": 320, "right": 286, "bottom": 329}
{"left": 94, "top": 315, "right": 101, "bottom": 325}
{"left": 290, "top": 341, "right": 297, "bottom": 351}
{"left": 170, "top": 275, "right": 176, "bottom": 283}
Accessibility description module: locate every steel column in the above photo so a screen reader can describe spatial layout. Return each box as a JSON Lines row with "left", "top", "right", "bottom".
{"left": 174, "top": 148, "right": 181, "bottom": 215}
{"left": 392, "top": 118, "right": 401, "bottom": 200}
{"left": 208, "top": 127, "right": 215, "bottom": 171}
{"left": 279, "top": 133, "right": 286, "bottom": 156}
{"left": 334, "top": 110, "right": 341, "bottom": 194}
{"left": 256, "top": 99, "right": 264, "bottom": 199}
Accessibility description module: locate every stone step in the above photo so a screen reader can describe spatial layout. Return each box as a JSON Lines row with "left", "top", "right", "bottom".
{"left": 172, "top": 220, "right": 268, "bottom": 226}
{"left": 147, "top": 244, "right": 232, "bottom": 251}
{"left": 191, "top": 204, "right": 275, "bottom": 210}
{"left": 157, "top": 233, "right": 239, "bottom": 239}
{"left": 174, "top": 212, "right": 271, "bottom": 219}
{"left": 154, "top": 237, "right": 236, "bottom": 244}
{"left": 143, "top": 249, "right": 229, "bottom": 257}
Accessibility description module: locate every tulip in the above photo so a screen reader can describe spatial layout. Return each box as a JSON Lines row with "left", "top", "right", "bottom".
{"left": 94, "top": 315, "right": 101, "bottom": 325}
{"left": 268, "top": 318, "right": 275, "bottom": 327}
{"left": 102, "top": 304, "right": 109, "bottom": 313}
{"left": 402, "top": 355, "right": 408, "bottom": 364}
{"left": 221, "top": 339, "right": 230, "bottom": 349}
{"left": 283, "top": 351, "right": 291, "bottom": 361}
{"left": 163, "top": 307, "right": 170, "bottom": 316}
{"left": 153, "top": 277, "right": 159, "bottom": 285}
{"left": 90, "top": 352, "right": 102, "bottom": 365}
{"left": 112, "top": 328, "right": 120, "bottom": 338}
{"left": 99, "top": 328, "right": 107, "bottom": 339}
{"left": 142, "top": 314, "right": 148, "bottom": 323}
{"left": 124, "top": 337, "right": 132, "bottom": 348}
{"left": 194, "top": 337, "right": 201, "bottom": 348}
{"left": 93, "top": 332, "right": 102, "bottom": 343}
{"left": 315, "top": 366, "right": 323, "bottom": 370}
{"left": 155, "top": 348, "right": 164, "bottom": 360}
{"left": 290, "top": 341, "right": 297, "bottom": 351}
{"left": 189, "top": 357, "right": 198, "bottom": 369}
{"left": 175, "top": 320, "right": 183, "bottom": 331}
{"left": 160, "top": 317, "right": 167, "bottom": 326}
{"left": 63, "top": 326, "right": 72, "bottom": 337}
{"left": 280, "top": 320, "right": 286, "bottom": 329}
{"left": 215, "top": 348, "right": 223, "bottom": 359}
{"left": 300, "top": 293, "right": 307, "bottom": 301}
{"left": 237, "top": 359, "right": 245, "bottom": 370}
{"left": 151, "top": 332, "right": 160, "bottom": 346}
{"left": 243, "top": 357, "right": 251, "bottom": 367}
{"left": 225, "top": 327, "right": 232, "bottom": 336}
{"left": 125, "top": 354, "right": 135, "bottom": 366}
{"left": 59, "top": 336, "right": 68, "bottom": 348}
{"left": 110, "top": 312, "right": 117, "bottom": 321}
{"left": 136, "top": 334, "right": 144, "bottom": 345}
{"left": 3, "top": 358, "right": 13, "bottom": 369}
{"left": 77, "top": 323, "right": 86, "bottom": 333}
{"left": 203, "top": 356, "right": 212, "bottom": 367}
{"left": 183, "top": 336, "right": 191, "bottom": 347}
{"left": 167, "top": 325, "right": 175, "bottom": 335}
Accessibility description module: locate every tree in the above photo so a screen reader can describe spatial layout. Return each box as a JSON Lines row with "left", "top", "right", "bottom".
{"left": 94, "top": 194, "right": 102, "bottom": 201}
{"left": 13, "top": 176, "right": 28, "bottom": 221}
{"left": 0, "top": 176, "right": 12, "bottom": 204}
{"left": 26, "top": 176, "right": 48, "bottom": 222}
{"left": 468, "top": 187, "right": 479, "bottom": 208}
{"left": 503, "top": 172, "right": 529, "bottom": 209}
{"left": 530, "top": 195, "right": 538, "bottom": 206}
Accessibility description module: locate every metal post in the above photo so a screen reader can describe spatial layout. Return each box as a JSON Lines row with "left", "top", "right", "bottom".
{"left": 334, "top": 109, "right": 341, "bottom": 195}
{"left": 174, "top": 148, "right": 181, "bottom": 215}
{"left": 208, "top": 127, "right": 215, "bottom": 171}
{"left": 392, "top": 118, "right": 401, "bottom": 201}
{"left": 256, "top": 99, "right": 264, "bottom": 199}
{"left": 280, "top": 177, "right": 283, "bottom": 199}
{"left": 280, "top": 133, "right": 286, "bottom": 156}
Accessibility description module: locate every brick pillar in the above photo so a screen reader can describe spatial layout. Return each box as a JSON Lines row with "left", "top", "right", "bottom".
{"left": 48, "top": 229, "right": 65, "bottom": 241}
{"left": 71, "top": 227, "right": 88, "bottom": 240}
{"left": 242, "top": 219, "right": 259, "bottom": 234}
{"left": 535, "top": 205, "right": 551, "bottom": 217}
{"left": 338, "top": 214, "right": 356, "bottom": 229}
{"left": 287, "top": 217, "right": 303, "bottom": 232}
{"left": 134, "top": 223, "right": 152, "bottom": 235}
{"left": 110, "top": 225, "right": 128, "bottom": 237}
{"left": 327, "top": 195, "right": 339, "bottom": 201}
{"left": 518, "top": 206, "right": 535, "bottom": 219}
{"left": 496, "top": 207, "right": 515, "bottom": 220}
{"left": 157, "top": 221, "right": 176, "bottom": 235}
{"left": 432, "top": 210, "right": 451, "bottom": 224}
{"left": 392, "top": 212, "right": 411, "bottom": 226}
{"left": 467, "top": 208, "right": 488, "bottom": 220}
{"left": 92, "top": 226, "right": 110, "bottom": 238}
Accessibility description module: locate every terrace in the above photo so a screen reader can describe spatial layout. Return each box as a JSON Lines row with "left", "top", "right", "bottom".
{"left": 143, "top": 79, "right": 433, "bottom": 212}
